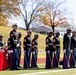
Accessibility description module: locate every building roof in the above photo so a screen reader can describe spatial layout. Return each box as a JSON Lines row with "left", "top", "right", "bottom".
{"left": 32, "top": 25, "right": 52, "bottom": 33}
{"left": 32, "top": 25, "right": 67, "bottom": 33}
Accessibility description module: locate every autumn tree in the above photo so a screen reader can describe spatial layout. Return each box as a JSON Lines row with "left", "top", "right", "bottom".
{"left": 37, "top": 0, "right": 73, "bottom": 35}
{"left": 39, "top": 0, "right": 71, "bottom": 27}
{"left": 0, "top": 0, "right": 20, "bottom": 26}
{"left": 0, "top": 0, "right": 72, "bottom": 31}
{"left": 0, "top": 0, "right": 45, "bottom": 30}
{"left": 18, "top": 0, "right": 45, "bottom": 30}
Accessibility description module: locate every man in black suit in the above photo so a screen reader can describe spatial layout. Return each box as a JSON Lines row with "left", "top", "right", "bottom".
{"left": 63, "top": 28, "right": 71, "bottom": 69}
{"left": 70, "top": 30, "right": 76, "bottom": 68}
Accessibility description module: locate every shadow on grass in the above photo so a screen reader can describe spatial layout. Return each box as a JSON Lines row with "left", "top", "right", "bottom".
{"left": 21, "top": 67, "right": 62, "bottom": 71}
{"left": 4, "top": 65, "right": 62, "bottom": 71}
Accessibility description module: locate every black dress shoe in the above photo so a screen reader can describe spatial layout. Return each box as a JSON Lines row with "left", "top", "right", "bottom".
{"left": 15, "top": 68, "right": 20, "bottom": 70}
{"left": 10, "top": 69, "right": 14, "bottom": 70}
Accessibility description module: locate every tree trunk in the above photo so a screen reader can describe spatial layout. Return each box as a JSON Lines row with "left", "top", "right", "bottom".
{"left": 26, "top": 25, "right": 29, "bottom": 31}
{"left": 24, "top": 21, "right": 30, "bottom": 31}
{"left": 52, "top": 25, "right": 55, "bottom": 36}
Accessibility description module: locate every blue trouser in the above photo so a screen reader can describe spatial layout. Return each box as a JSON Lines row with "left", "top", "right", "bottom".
{"left": 26, "top": 48, "right": 31, "bottom": 67}
{"left": 35, "top": 52, "right": 38, "bottom": 64}
{"left": 24, "top": 51, "right": 28, "bottom": 69}
{"left": 28, "top": 51, "right": 31, "bottom": 67}
{"left": 55, "top": 47, "right": 60, "bottom": 67}
{"left": 35, "top": 49, "right": 38, "bottom": 66}
{"left": 74, "top": 48, "right": 76, "bottom": 67}
{"left": 63, "top": 49, "right": 70, "bottom": 69}
{"left": 56, "top": 47, "right": 60, "bottom": 62}
{"left": 66, "top": 50, "right": 70, "bottom": 68}
{"left": 12, "top": 48, "right": 19, "bottom": 69}
{"left": 31, "top": 51, "right": 37, "bottom": 67}
{"left": 74, "top": 51, "right": 76, "bottom": 61}
{"left": 46, "top": 51, "right": 53, "bottom": 69}
{"left": 18, "top": 47, "right": 21, "bottom": 66}
{"left": 53, "top": 47, "right": 60, "bottom": 68}
{"left": 74, "top": 48, "right": 76, "bottom": 60}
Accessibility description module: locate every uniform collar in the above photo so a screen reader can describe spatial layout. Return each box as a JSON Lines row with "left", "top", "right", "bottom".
{"left": 13, "top": 29, "right": 16, "bottom": 32}
{"left": 27, "top": 35, "right": 30, "bottom": 37}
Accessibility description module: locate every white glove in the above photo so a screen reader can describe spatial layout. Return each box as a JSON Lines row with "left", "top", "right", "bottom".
{"left": 6, "top": 54, "right": 8, "bottom": 57}
{"left": 47, "top": 51, "right": 50, "bottom": 53}
{"left": 8, "top": 50, "right": 13, "bottom": 54}
{"left": 0, "top": 47, "right": 1, "bottom": 49}
{"left": 24, "top": 51, "right": 26, "bottom": 53}
{"left": 17, "top": 43, "right": 20, "bottom": 47}
{"left": 54, "top": 51, "right": 56, "bottom": 54}
{"left": 70, "top": 50, "right": 73, "bottom": 53}
{"left": 64, "top": 49, "right": 66, "bottom": 53}
{"left": 33, "top": 51, "right": 35, "bottom": 54}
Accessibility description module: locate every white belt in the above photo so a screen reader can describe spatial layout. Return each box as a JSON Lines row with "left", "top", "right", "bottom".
{"left": 27, "top": 44, "right": 31, "bottom": 46}
{"left": 34, "top": 45, "right": 38, "bottom": 47}
{"left": 55, "top": 44, "right": 60, "bottom": 46}
{"left": 48, "top": 43, "right": 53, "bottom": 45}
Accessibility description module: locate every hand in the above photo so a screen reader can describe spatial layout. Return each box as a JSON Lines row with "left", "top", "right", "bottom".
{"left": 54, "top": 51, "right": 56, "bottom": 54}
{"left": 17, "top": 44, "right": 19, "bottom": 47}
{"left": 4, "top": 46, "right": 8, "bottom": 50}
{"left": 24, "top": 51, "right": 26, "bottom": 54}
{"left": 4, "top": 42, "right": 6, "bottom": 45}
{"left": 46, "top": 45, "right": 48, "bottom": 47}
{"left": 53, "top": 46, "right": 56, "bottom": 48}
{"left": 71, "top": 50, "right": 73, "bottom": 53}
{"left": 0, "top": 47, "right": 1, "bottom": 49}
{"left": 64, "top": 49, "right": 66, "bottom": 53}
{"left": 47, "top": 51, "right": 50, "bottom": 53}
{"left": 33, "top": 51, "right": 35, "bottom": 54}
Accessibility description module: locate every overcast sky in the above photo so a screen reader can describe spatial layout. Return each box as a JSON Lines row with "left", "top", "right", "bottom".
{"left": 66, "top": 0, "right": 76, "bottom": 25}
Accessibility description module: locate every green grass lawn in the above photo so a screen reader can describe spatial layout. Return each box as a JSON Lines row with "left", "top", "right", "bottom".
{"left": 0, "top": 65, "right": 76, "bottom": 75}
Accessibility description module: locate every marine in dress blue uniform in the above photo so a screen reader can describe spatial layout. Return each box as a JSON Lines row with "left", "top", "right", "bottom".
{"left": 17, "top": 32, "right": 22, "bottom": 67}
{"left": 63, "top": 28, "right": 71, "bottom": 69}
{"left": 45, "top": 30, "right": 54, "bottom": 69}
{"left": 9, "top": 24, "right": 19, "bottom": 70}
{"left": 53, "top": 32, "right": 60, "bottom": 68}
{"left": 23, "top": 30, "right": 32, "bottom": 69}
{"left": 31, "top": 33, "right": 39, "bottom": 68}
